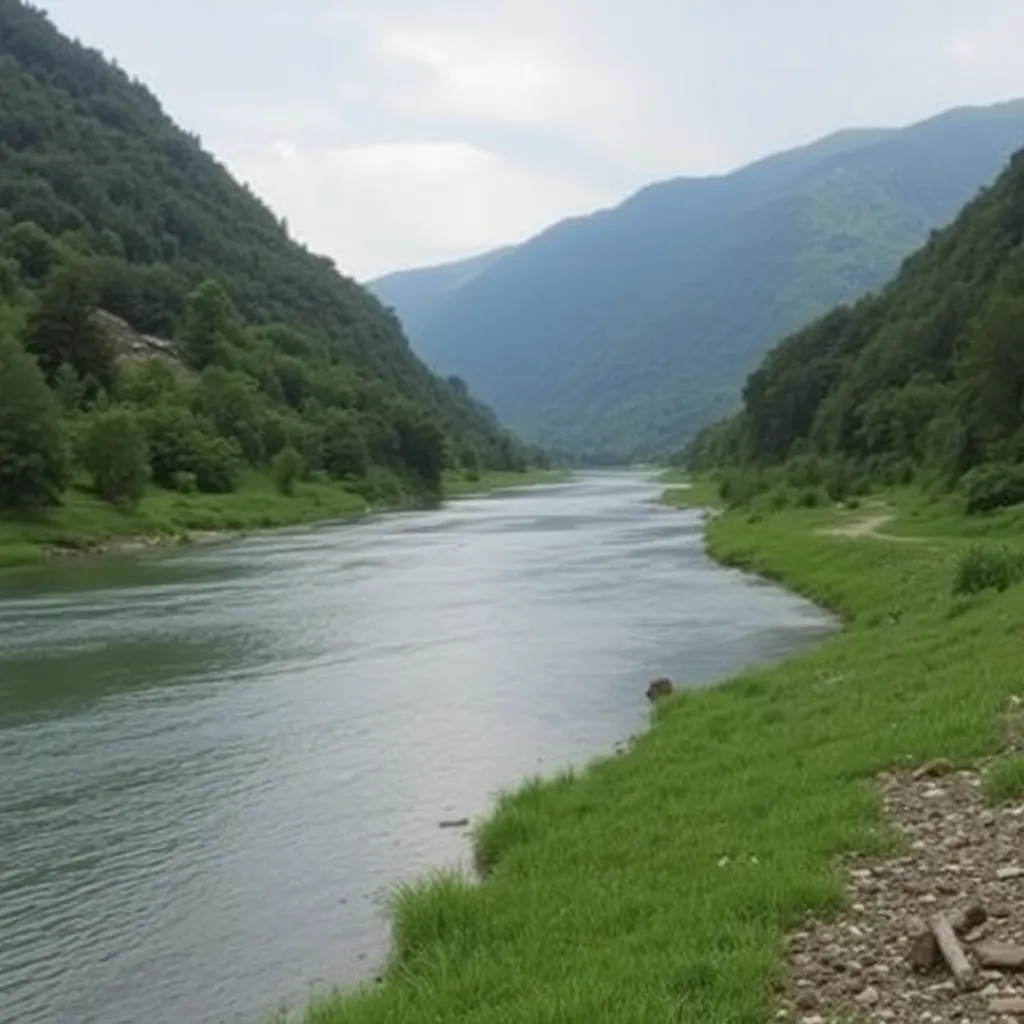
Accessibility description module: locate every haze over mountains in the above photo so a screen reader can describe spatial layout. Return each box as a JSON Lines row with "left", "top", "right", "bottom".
{"left": 371, "top": 102, "right": 1024, "bottom": 464}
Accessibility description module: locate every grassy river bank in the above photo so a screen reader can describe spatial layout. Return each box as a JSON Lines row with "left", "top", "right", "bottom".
{"left": 0, "top": 468, "right": 567, "bottom": 569}
{"left": 298, "top": 477, "right": 1024, "bottom": 1023}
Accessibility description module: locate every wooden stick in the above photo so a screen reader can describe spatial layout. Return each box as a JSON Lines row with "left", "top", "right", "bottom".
{"left": 929, "top": 912, "right": 975, "bottom": 991}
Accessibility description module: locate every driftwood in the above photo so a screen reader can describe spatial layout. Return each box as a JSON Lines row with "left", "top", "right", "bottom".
{"left": 909, "top": 902, "right": 986, "bottom": 973}
{"left": 929, "top": 912, "right": 975, "bottom": 990}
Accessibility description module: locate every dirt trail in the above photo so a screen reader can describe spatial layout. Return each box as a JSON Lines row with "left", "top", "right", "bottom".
{"left": 818, "top": 511, "right": 927, "bottom": 544}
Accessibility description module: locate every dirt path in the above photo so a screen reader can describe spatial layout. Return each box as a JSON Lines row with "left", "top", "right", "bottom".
{"left": 818, "top": 511, "right": 928, "bottom": 544}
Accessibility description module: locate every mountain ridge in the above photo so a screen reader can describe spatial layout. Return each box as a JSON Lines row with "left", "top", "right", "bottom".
{"left": 371, "top": 100, "right": 1024, "bottom": 463}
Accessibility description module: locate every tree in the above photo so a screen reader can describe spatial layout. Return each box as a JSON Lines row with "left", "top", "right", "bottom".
{"left": 3, "top": 221, "right": 61, "bottom": 281}
{"left": 181, "top": 280, "right": 239, "bottom": 370}
{"left": 80, "top": 407, "right": 150, "bottom": 507}
{"left": 22, "top": 264, "right": 116, "bottom": 396}
{"left": 272, "top": 446, "right": 303, "bottom": 495}
{"left": 0, "top": 336, "right": 68, "bottom": 508}
{"left": 322, "top": 409, "right": 369, "bottom": 479}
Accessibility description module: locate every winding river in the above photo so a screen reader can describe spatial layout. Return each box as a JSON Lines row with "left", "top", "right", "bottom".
{"left": 0, "top": 471, "right": 832, "bottom": 1024}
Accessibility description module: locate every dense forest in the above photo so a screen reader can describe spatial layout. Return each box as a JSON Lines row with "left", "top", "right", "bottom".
{"left": 373, "top": 102, "right": 1024, "bottom": 463}
{"left": 684, "top": 143, "right": 1024, "bottom": 514}
{"left": 0, "top": 0, "right": 538, "bottom": 518}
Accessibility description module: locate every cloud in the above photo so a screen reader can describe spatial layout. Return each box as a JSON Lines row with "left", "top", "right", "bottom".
{"left": 231, "top": 139, "right": 615, "bottom": 279}
{"left": 378, "top": 30, "right": 567, "bottom": 124}
{"left": 35, "top": 0, "right": 1024, "bottom": 278}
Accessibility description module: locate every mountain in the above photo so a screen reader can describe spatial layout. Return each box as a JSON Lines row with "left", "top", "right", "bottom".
{"left": 370, "top": 247, "right": 512, "bottom": 339}
{"left": 688, "top": 138, "right": 1024, "bottom": 512}
{"left": 0, "top": 0, "right": 534, "bottom": 515}
{"left": 371, "top": 102, "right": 1024, "bottom": 464}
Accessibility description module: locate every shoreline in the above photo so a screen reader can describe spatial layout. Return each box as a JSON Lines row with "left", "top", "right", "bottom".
{"left": 0, "top": 469, "right": 570, "bottom": 571}
{"left": 296, "top": 480, "right": 1024, "bottom": 1022}
{"left": 291, "top": 478, "right": 857, "bottom": 1022}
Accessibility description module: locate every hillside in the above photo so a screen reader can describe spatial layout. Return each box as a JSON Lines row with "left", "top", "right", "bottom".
{"left": 0, "top": 0, "right": 536, "bottom": 533}
{"left": 373, "top": 103, "right": 1024, "bottom": 463}
{"left": 370, "top": 247, "right": 512, "bottom": 340}
{"left": 689, "top": 138, "right": 1024, "bottom": 511}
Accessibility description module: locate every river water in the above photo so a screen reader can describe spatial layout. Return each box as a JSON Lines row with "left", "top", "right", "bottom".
{"left": 0, "top": 472, "right": 832, "bottom": 1024}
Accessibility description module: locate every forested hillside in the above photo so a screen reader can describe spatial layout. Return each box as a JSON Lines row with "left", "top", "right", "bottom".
{"left": 0, "top": 0, "right": 534, "bottom": 524}
{"left": 379, "top": 103, "right": 1024, "bottom": 463}
{"left": 686, "top": 142, "right": 1024, "bottom": 514}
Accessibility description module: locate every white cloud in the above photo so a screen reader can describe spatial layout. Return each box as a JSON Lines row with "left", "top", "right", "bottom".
{"left": 35, "top": 0, "right": 1024, "bottom": 277}
{"left": 230, "top": 139, "right": 615, "bottom": 279}
{"left": 378, "top": 31, "right": 567, "bottom": 123}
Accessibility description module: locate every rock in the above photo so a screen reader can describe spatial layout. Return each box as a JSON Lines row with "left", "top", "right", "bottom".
{"left": 854, "top": 985, "right": 880, "bottom": 1007}
{"left": 989, "top": 995, "right": 1024, "bottom": 1014}
{"left": 991, "top": 903, "right": 1013, "bottom": 919}
{"left": 794, "top": 991, "right": 818, "bottom": 1011}
{"left": 439, "top": 818, "right": 470, "bottom": 829}
{"left": 645, "top": 676, "right": 673, "bottom": 701}
{"left": 976, "top": 941, "right": 1024, "bottom": 971}
{"left": 997, "top": 865, "right": 1024, "bottom": 880}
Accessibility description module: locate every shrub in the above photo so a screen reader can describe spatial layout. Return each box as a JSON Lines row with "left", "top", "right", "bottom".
{"left": 719, "top": 469, "right": 769, "bottom": 508}
{"left": 962, "top": 463, "right": 1024, "bottom": 515}
{"left": 272, "top": 446, "right": 303, "bottom": 496}
{"left": 952, "top": 543, "right": 1024, "bottom": 596}
{"left": 142, "top": 404, "right": 240, "bottom": 494}
{"left": 171, "top": 471, "right": 198, "bottom": 494}
{"left": 80, "top": 406, "right": 150, "bottom": 507}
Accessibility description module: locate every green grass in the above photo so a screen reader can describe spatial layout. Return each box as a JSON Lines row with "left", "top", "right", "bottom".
{"left": 297, "top": 491, "right": 1024, "bottom": 1024}
{"left": 658, "top": 470, "right": 724, "bottom": 510}
{"left": 984, "top": 756, "right": 1024, "bottom": 804}
{"left": 0, "top": 469, "right": 566, "bottom": 568}
{"left": 443, "top": 468, "right": 570, "bottom": 498}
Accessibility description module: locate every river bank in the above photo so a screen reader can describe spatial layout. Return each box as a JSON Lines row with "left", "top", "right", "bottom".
{"left": 298, "top": 482, "right": 1024, "bottom": 1023}
{"left": 0, "top": 468, "right": 567, "bottom": 569}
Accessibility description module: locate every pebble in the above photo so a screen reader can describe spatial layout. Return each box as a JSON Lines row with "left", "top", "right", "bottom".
{"left": 779, "top": 767, "right": 1024, "bottom": 1023}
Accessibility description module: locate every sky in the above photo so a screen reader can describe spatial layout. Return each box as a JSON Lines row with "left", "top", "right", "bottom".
{"left": 38, "top": 1, "right": 1024, "bottom": 280}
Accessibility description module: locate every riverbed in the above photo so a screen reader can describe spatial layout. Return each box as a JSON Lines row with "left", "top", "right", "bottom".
{"left": 0, "top": 472, "right": 832, "bottom": 1024}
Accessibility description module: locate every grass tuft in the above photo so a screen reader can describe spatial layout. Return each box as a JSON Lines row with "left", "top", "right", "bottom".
{"left": 984, "top": 757, "right": 1024, "bottom": 804}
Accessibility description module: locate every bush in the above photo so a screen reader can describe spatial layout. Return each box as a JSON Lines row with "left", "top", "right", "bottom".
{"left": 719, "top": 469, "right": 769, "bottom": 508}
{"left": 952, "top": 543, "right": 1024, "bottom": 596}
{"left": 172, "top": 471, "right": 198, "bottom": 494}
{"left": 142, "top": 404, "right": 240, "bottom": 494}
{"left": 962, "top": 463, "right": 1024, "bottom": 515}
{"left": 80, "top": 406, "right": 150, "bottom": 507}
{"left": 272, "top": 446, "right": 303, "bottom": 496}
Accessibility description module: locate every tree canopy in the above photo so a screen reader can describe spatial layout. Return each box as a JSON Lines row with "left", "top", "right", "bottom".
{"left": 0, "top": 0, "right": 539, "bottom": 511}
{"left": 685, "top": 145, "right": 1024, "bottom": 512}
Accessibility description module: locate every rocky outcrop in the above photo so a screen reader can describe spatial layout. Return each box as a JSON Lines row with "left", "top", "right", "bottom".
{"left": 93, "top": 309, "right": 181, "bottom": 364}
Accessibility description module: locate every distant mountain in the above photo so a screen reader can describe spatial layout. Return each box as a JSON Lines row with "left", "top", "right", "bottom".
{"left": 371, "top": 102, "right": 1024, "bottom": 463}
{"left": 371, "top": 247, "right": 512, "bottom": 339}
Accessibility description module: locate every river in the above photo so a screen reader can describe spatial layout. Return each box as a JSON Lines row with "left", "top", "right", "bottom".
{"left": 0, "top": 471, "right": 832, "bottom": 1024}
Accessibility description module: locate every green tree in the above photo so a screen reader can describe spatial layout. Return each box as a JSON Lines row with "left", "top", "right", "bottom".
{"left": 0, "top": 336, "right": 68, "bottom": 508}
{"left": 3, "top": 221, "right": 61, "bottom": 281}
{"left": 322, "top": 409, "right": 369, "bottom": 479}
{"left": 22, "top": 264, "right": 115, "bottom": 396}
{"left": 80, "top": 407, "right": 150, "bottom": 506}
{"left": 181, "top": 280, "right": 239, "bottom": 370}
{"left": 272, "top": 446, "right": 303, "bottom": 495}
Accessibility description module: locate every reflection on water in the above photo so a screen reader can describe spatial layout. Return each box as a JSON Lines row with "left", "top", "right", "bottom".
{"left": 0, "top": 472, "right": 832, "bottom": 1024}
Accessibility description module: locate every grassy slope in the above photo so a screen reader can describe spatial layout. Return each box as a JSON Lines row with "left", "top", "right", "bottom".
{"left": 0, "top": 469, "right": 569, "bottom": 569}
{"left": 302, "top": 486, "right": 1024, "bottom": 1023}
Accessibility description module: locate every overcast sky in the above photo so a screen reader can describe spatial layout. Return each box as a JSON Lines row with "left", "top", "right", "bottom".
{"left": 39, "top": 1, "right": 1024, "bottom": 279}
